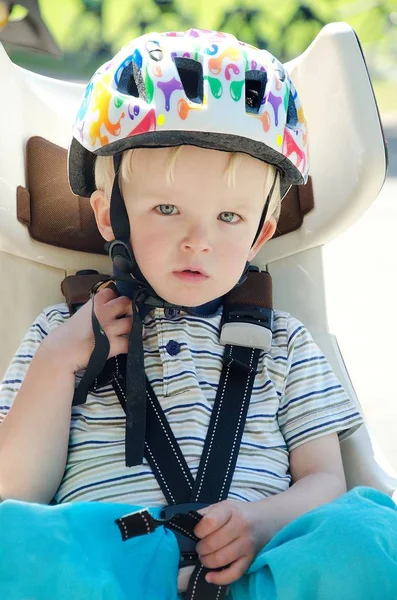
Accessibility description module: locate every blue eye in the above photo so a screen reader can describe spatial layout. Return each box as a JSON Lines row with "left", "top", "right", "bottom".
{"left": 219, "top": 211, "right": 239, "bottom": 223}
{"left": 157, "top": 204, "right": 177, "bottom": 215}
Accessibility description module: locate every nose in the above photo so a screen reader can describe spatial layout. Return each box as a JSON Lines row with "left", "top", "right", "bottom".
{"left": 181, "top": 222, "right": 212, "bottom": 254}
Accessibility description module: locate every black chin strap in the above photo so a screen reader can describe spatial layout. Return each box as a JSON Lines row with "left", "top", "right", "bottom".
{"left": 109, "top": 155, "right": 130, "bottom": 240}
{"left": 252, "top": 169, "right": 279, "bottom": 247}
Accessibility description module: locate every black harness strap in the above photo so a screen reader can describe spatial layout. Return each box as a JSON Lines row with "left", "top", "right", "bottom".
{"left": 111, "top": 346, "right": 260, "bottom": 505}
{"left": 68, "top": 271, "right": 266, "bottom": 599}
{"left": 145, "top": 382, "right": 195, "bottom": 503}
{"left": 124, "top": 301, "right": 147, "bottom": 467}
{"left": 111, "top": 344, "right": 261, "bottom": 600}
{"left": 191, "top": 345, "right": 259, "bottom": 503}
{"left": 73, "top": 296, "right": 110, "bottom": 406}
{"left": 112, "top": 364, "right": 194, "bottom": 505}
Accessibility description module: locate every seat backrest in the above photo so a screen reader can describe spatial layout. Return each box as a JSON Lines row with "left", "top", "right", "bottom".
{"left": 0, "top": 22, "right": 394, "bottom": 493}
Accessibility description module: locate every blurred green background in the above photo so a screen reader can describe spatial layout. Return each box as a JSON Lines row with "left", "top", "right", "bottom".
{"left": 3, "top": 0, "right": 397, "bottom": 114}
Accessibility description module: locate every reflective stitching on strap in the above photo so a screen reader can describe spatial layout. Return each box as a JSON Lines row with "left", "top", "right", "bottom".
{"left": 118, "top": 516, "right": 129, "bottom": 540}
{"left": 141, "top": 511, "right": 151, "bottom": 534}
{"left": 195, "top": 357, "right": 232, "bottom": 497}
{"left": 190, "top": 564, "right": 204, "bottom": 600}
{"left": 147, "top": 392, "right": 193, "bottom": 489}
{"left": 168, "top": 521, "right": 197, "bottom": 541}
{"left": 189, "top": 513, "right": 201, "bottom": 523}
{"left": 144, "top": 443, "right": 176, "bottom": 504}
{"left": 218, "top": 348, "right": 255, "bottom": 501}
{"left": 117, "top": 511, "right": 152, "bottom": 540}
{"left": 189, "top": 563, "right": 224, "bottom": 600}
{"left": 113, "top": 376, "right": 125, "bottom": 400}
{"left": 113, "top": 374, "right": 190, "bottom": 498}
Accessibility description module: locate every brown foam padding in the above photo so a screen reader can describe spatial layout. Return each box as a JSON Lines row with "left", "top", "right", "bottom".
{"left": 16, "top": 185, "right": 31, "bottom": 227}
{"left": 224, "top": 270, "right": 273, "bottom": 309}
{"left": 16, "top": 136, "right": 314, "bottom": 254}
{"left": 274, "top": 176, "right": 314, "bottom": 239}
{"left": 17, "top": 137, "right": 106, "bottom": 254}
{"left": 61, "top": 273, "right": 113, "bottom": 314}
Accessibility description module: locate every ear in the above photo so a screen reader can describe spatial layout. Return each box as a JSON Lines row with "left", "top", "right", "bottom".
{"left": 247, "top": 217, "right": 277, "bottom": 262}
{"left": 90, "top": 190, "right": 114, "bottom": 242}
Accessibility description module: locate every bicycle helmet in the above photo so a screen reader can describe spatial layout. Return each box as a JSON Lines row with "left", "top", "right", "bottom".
{"left": 68, "top": 28, "right": 309, "bottom": 200}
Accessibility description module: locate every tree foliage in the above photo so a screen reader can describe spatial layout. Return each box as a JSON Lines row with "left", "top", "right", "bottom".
{"left": 6, "top": 0, "right": 397, "bottom": 79}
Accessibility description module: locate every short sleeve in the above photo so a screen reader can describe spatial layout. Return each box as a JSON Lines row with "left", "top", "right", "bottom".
{"left": 278, "top": 316, "right": 363, "bottom": 452}
{"left": 0, "top": 305, "right": 68, "bottom": 424}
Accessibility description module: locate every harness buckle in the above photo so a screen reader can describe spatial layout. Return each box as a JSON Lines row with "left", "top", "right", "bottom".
{"left": 161, "top": 502, "right": 209, "bottom": 565}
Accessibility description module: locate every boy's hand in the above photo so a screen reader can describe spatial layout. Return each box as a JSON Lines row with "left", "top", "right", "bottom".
{"left": 195, "top": 500, "right": 264, "bottom": 586}
{"left": 43, "top": 287, "right": 136, "bottom": 373}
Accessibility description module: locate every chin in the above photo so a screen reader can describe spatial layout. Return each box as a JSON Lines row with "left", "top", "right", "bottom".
{"left": 161, "top": 284, "right": 241, "bottom": 308}
{"left": 153, "top": 285, "right": 214, "bottom": 308}
{"left": 148, "top": 274, "right": 241, "bottom": 307}
{"left": 163, "top": 292, "right": 212, "bottom": 307}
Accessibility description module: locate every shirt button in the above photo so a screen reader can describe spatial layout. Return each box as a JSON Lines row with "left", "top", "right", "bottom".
{"left": 164, "top": 308, "right": 180, "bottom": 320}
{"left": 166, "top": 340, "right": 181, "bottom": 356}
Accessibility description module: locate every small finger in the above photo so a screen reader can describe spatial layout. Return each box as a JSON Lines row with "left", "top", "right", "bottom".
{"left": 104, "top": 295, "right": 133, "bottom": 318}
{"left": 197, "top": 505, "right": 214, "bottom": 517}
{"left": 198, "top": 535, "right": 243, "bottom": 569}
{"left": 205, "top": 556, "right": 250, "bottom": 586}
{"left": 107, "top": 316, "right": 133, "bottom": 337}
{"left": 196, "top": 523, "right": 238, "bottom": 558}
{"left": 93, "top": 286, "right": 119, "bottom": 304}
{"left": 195, "top": 504, "right": 232, "bottom": 539}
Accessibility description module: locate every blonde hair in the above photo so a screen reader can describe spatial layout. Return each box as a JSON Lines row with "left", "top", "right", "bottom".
{"left": 94, "top": 147, "right": 282, "bottom": 222}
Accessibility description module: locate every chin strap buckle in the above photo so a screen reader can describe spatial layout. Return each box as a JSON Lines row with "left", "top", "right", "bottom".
{"left": 105, "top": 239, "right": 135, "bottom": 274}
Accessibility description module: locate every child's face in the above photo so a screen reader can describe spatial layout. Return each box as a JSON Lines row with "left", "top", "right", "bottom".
{"left": 95, "top": 146, "right": 276, "bottom": 306}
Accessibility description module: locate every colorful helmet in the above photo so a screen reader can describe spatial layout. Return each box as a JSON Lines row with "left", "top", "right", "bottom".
{"left": 68, "top": 28, "right": 309, "bottom": 199}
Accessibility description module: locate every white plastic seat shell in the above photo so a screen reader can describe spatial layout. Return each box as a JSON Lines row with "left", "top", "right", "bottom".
{"left": 0, "top": 22, "right": 395, "bottom": 494}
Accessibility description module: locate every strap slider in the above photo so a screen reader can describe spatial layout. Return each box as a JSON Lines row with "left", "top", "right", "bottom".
{"left": 115, "top": 509, "right": 157, "bottom": 541}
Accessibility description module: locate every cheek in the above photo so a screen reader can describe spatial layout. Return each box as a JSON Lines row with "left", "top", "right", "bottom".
{"left": 219, "top": 232, "right": 253, "bottom": 261}
{"left": 130, "top": 226, "right": 171, "bottom": 272}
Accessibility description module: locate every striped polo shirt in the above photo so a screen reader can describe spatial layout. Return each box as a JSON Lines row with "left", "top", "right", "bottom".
{"left": 0, "top": 303, "right": 363, "bottom": 506}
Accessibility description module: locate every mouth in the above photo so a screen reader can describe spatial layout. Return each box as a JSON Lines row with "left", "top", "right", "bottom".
{"left": 173, "top": 267, "right": 209, "bottom": 282}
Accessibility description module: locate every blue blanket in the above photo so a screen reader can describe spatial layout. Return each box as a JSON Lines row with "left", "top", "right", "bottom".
{"left": 1, "top": 487, "right": 396, "bottom": 599}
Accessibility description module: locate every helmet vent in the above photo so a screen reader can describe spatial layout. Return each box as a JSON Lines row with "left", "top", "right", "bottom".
{"left": 117, "top": 60, "right": 148, "bottom": 101}
{"left": 286, "top": 91, "right": 298, "bottom": 127}
{"left": 245, "top": 70, "right": 267, "bottom": 114}
{"left": 174, "top": 57, "right": 203, "bottom": 104}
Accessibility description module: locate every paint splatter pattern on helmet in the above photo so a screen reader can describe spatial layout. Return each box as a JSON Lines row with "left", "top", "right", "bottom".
{"left": 73, "top": 29, "right": 308, "bottom": 183}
